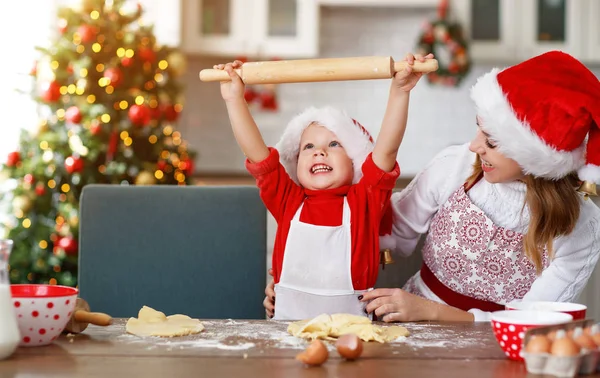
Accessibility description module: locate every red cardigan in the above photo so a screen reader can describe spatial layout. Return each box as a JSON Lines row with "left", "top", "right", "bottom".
{"left": 246, "top": 148, "right": 399, "bottom": 289}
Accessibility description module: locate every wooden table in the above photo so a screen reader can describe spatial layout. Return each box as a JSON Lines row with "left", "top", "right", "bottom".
{"left": 2, "top": 319, "right": 598, "bottom": 377}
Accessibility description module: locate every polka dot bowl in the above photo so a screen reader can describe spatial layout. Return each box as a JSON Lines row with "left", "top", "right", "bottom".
{"left": 491, "top": 310, "right": 573, "bottom": 361}
{"left": 10, "top": 284, "right": 78, "bottom": 347}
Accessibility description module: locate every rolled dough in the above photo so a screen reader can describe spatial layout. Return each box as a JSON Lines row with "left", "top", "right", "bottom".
{"left": 288, "top": 313, "right": 409, "bottom": 343}
{"left": 126, "top": 306, "right": 205, "bottom": 337}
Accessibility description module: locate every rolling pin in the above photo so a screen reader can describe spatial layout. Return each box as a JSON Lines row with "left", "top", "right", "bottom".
{"left": 199, "top": 55, "right": 438, "bottom": 85}
{"left": 63, "top": 298, "right": 113, "bottom": 334}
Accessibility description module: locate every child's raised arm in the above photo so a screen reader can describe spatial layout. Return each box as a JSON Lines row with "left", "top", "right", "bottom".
{"left": 372, "top": 53, "right": 432, "bottom": 172}
{"left": 215, "top": 60, "right": 270, "bottom": 164}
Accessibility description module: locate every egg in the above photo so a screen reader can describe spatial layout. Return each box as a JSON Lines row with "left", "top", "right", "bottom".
{"left": 525, "top": 334, "right": 551, "bottom": 354}
{"left": 550, "top": 331, "right": 581, "bottom": 357}
{"left": 592, "top": 333, "right": 600, "bottom": 347}
{"left": 335, "top": 334, "right": 363, "bottom": 361}
{"left": 547, "top": 330, "right": 557, "bottom": 341}
{"left": 574, "top": 332, "right": 597, "bottom": 350}
{"left": 296, "top": 340, "right": 329, "bottom": 366}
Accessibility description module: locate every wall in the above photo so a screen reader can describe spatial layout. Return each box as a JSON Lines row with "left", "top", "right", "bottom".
{"left": 178, "top": 6, "right": 600, "bottom": 318}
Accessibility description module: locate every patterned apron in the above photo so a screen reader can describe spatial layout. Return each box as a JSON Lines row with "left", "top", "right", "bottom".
{"left": 404, "top": 177, "right": 548, "bottom": 311}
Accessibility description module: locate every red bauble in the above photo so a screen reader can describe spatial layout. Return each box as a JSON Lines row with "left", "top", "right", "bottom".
{"left": 121, "top": 56, "right": 134, "bottom": 67}
{"left": 24, "top": 174, "right": 34, "bottom": 184}
{"left": 150, "top": 106, "right": 161, "bottom": 120}
{"left": 77, "top": 25, "right": 98, "bottom": 43}
{"left": 6, "top": 151, "right": 20, "bottom": 167}
{"left": 128, "top": 104, "right": 151, "bottom": 126}
{"left": 58, "top": 19, "right": 68, "bottom": 34}
{"left": 260, "top": 91, "right": 278, "bottom": 111}
{"left": 138, "top": 47, "right": 156, "bottom": 63}
{"left": 57, "top": 236, "right": 78, "bottom": 256}
{"left": 64, "top": 156, "right": 84, "bottom": 174}
{"left": 89, "top": 121, "right": 102, "bottom": 135}
{"left": 244, "top": 87, "right": 257, "bottom": 103}
{"left": 65, "top": 106, "right": 82, "bottom": 124}
{"left": 41, "top": 81, "right": 62, "bottom": 103}
{"left": 162, "top": 104, "right": 179, "bottom": 122}
{"left": 35, "top": 183, "right": 46, "bottom": 196}
{"left": 179, "top": 158, "right": 194, "bottom": 176}
{"left": 157, "top": 160, "right": 167, "bottom": 171}
{"left": 103, "top": 67, "right": 123, "bottom": 87}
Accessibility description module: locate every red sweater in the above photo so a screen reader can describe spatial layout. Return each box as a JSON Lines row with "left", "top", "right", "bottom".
{"left": 245, "top": 148, "right": 399, "bottom": 289}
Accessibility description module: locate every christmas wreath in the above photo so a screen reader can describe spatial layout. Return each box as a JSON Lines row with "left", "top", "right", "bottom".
{"left": 416, "top": 0, "right": 471, "bottom": 87}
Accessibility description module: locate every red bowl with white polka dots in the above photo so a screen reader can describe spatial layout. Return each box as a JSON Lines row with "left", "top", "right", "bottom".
{"left": 10, "top": 284, "right": 78, "bottom": 347}
{"left": 491, "top": 310, "right": 573, "bottom": 361}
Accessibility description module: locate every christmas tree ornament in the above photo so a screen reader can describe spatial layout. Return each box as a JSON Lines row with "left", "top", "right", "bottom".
{"left": 41, "top": 81, "right": 62, "bottom": 103}
{"left": 121, "top": 56, "right": 134, "bottom": 67}
{"left": 128, "top": 104, "right": 151, "bottom": 126}
{"left": 35, "top": 183, "right": 46, "bottom": 196}
{"left": 64, "top": 156, "right": 84, "bottom": 174}
{"left": 77, "top": 25, "right": 98, "bottom": 44}
{"left": 138, "top": 46, "right": 156, "bottom": 63}
{"left": 89, "top": 120, "right": 102, "bottom": 135}
{"left": 161, "top": 104, "right": 179, "bottom": 122}
{"left": 58, "top": 18, "right": 68, "bottom": 34}
{"left": 65, "top": 106, "right": 82, "bottom": 124}
{"left": 416, "top": 0, "right": 471, "bottom": 87}
{"left": 103, "top": 67, "right": 123, "bottom": 87}
{"left": 135, "top": 170, "right": 156, "bottom": 185}
{"left": 57, "top": 236, "right": 78, "bottom": 256}
{"left": 6, "top": 151, "right": 21, "bottom": 167}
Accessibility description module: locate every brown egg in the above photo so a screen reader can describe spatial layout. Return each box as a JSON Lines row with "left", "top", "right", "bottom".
{"left": 592, "top": 333, "right": 600, "bottom": 347}
{"left": 574, "top": 332, "right": 597, "bottom": 350}
{"left": 525, "top": 335, "right": 551, "bottom": 354}
{"left": 335, "top": 334, "right": 363, "bottom": 361}
{"left": 547, "top": 330, "right": 557, "bottom": 341}
{"left": 296, "top": 340, "right": 329, "bottom": 367}
{"left": 550, "top": 331, "right": 581, "bottom": 357}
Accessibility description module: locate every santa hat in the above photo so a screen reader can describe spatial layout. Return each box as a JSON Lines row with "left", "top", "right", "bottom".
{"left": 470, "top": 50, "right": 600, "bottom": 184}
{"left": 275, "top": 106, "right": 374, "bottom": 185}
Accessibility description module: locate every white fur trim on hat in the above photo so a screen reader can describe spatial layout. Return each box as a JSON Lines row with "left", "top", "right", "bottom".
{"left": 379, "top": 234, "right": 397, "bottom": 251}
{"left": 470, "top": 68, "right": 585, "bottom": 180}
{"left": 275, "top": 106, "right": 374, "bottom": 185}
{"left": 578, "top": 164, "right": 600, "bottom": 184}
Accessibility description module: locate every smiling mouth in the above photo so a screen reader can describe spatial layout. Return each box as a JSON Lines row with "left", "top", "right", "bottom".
{"left": 311, "top": 164, "right": 332, "bottom": 174}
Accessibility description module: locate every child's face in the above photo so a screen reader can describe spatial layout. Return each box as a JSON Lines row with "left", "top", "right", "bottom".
{"left": 469, "top": 117, "right": 524, "bottom": 183}
{"left": 296, "top": 123, "right": 353, "bottom": 190}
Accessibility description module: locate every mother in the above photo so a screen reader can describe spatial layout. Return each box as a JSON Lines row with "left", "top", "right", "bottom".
{"left": 264, "top": 51, "right": 600, "bottom": 322}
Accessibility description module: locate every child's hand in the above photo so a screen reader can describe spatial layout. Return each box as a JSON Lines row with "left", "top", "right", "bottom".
{"left": 392, "top": 53, "right": 434, "bottom": 92}
{"left": 213, "top": 60, "right": 245, "bottom": 103}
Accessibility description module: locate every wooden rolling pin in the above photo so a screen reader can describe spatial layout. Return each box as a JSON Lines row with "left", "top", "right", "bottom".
{"left": 63, "top": 298, "right": 113, "bottom": 334}
{"left": 199, "top": 56, "right": 438, "bottom": 85}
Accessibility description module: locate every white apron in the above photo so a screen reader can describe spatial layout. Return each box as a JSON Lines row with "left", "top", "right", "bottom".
{"left": 273, "top": 198, "right": 369, "bottom": 320}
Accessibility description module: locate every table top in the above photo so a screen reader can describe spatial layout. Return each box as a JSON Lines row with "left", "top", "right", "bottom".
{"left": 2, "top": 318, "right": 597, "bottom": 377}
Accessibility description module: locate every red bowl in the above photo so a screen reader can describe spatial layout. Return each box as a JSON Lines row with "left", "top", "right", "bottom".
{"left": 505, "top": 301, "right": 587, "bottom": 320}
{"left": 491, "top": 310, "right": 572, "bottom": 361}
{"left": 10, "top": 284, "right": 78, "bottom": 347}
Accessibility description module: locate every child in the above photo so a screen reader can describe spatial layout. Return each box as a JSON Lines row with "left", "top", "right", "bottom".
{"left": 214, "top": 53, "right": 431, "bottom": 320}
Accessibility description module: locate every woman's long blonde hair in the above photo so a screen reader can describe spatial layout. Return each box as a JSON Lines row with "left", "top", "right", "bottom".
{"left": 465, "top": 155, "right": 581, "bottom": 274}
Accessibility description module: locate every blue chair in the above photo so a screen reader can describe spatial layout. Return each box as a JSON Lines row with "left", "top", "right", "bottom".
{"left": 78, "top": 185, "right": 267, "bottom": 319}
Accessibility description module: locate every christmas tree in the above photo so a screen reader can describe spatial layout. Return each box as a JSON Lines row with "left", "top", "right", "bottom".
{"left": 0, "top": 0, "right": 196, "bottom": 286}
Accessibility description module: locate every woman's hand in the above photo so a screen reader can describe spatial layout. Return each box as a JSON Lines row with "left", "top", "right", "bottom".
{"left": 392, "top": 53, "right": 434, "bottom": 92}
{"left": 360, "top": 288, "right": 439, "bottom": 322}
{"left": 213, "top": 60, "right": 246, "bottom": 103}
{"left": 263, "top": 268, "right": 275, "bottom": 318}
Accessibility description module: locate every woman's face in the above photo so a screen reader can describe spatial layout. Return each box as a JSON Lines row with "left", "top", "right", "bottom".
{"left": 469, "top": 117, "right": 525, "bottom": 184}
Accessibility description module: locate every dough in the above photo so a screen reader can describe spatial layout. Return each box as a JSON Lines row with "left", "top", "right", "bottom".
{"left": 126, "top": 306, "right": 205, "bottom": 337}
{"left": 288, "top": 313, "right": 409, "bottom": 343}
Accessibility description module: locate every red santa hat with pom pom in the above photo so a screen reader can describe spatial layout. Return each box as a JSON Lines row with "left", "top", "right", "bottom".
{"left": 470, "top": 50, "right": 600, "bottom": 184}
{"left": 275, "top": 106, "right": 375, "bottom": 185}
